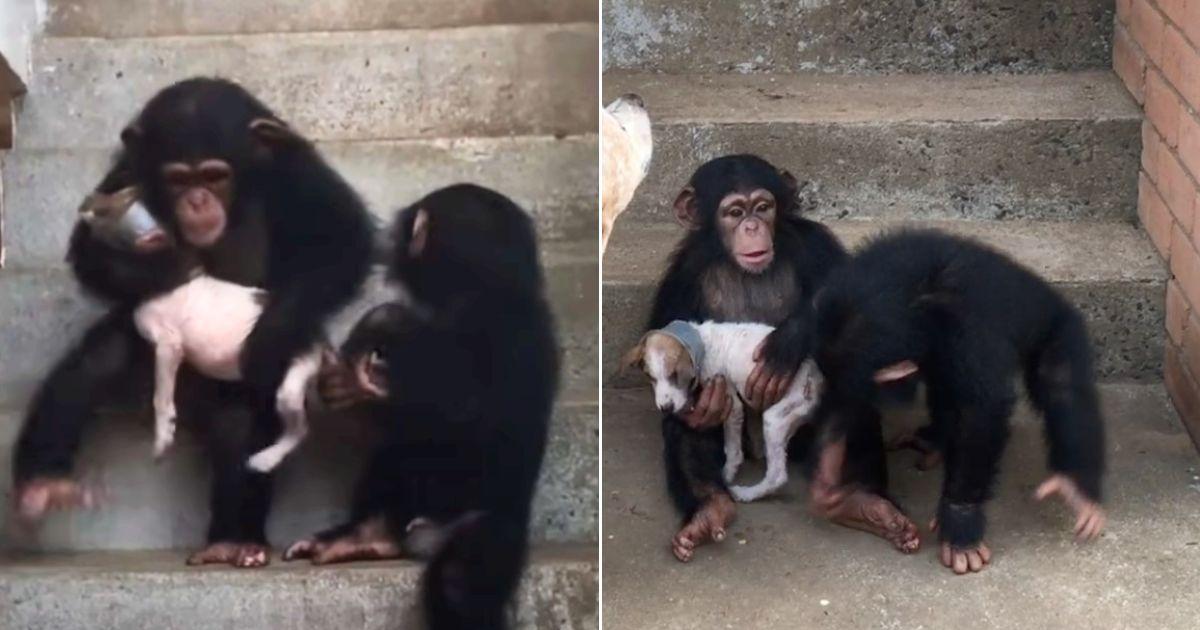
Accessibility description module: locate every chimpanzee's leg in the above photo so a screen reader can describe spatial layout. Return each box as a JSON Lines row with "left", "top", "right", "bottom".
{"left": 662, "top": 415, "right": 736, "bottom": 562}
{"left": 13, "top": 308, "right": 150, "bottom": 519}
{"left": 185, "top": 381, "right": 276, "bottom": 568}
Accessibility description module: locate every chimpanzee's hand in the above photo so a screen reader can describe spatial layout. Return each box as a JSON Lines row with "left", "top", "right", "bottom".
{"left": 316, "top": 349, "right": 372, "bottom": 410}
{"left": 679, "top": 376, "right": 733, "bottom": 430}
{"left": 745, "top": 333, "right": 798, "bottom": 411}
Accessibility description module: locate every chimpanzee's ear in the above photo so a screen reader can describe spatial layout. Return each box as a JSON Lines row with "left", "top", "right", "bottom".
{"left": 249, "top": 117, "right": 306, "bottom": 147}
{"left": 120, "top": 124, "right": 144, "bottom": 150}
{"left": 673, "top": 186, "right": 700, "bottom": 230}
{"left": 407, "top": 207, "right": 430, "bottom": 258}
{"left": 779, "top": 169, "right": 799, "bottom": 198}
{"left": 874, "top": 360, "right": 919, "bottom": 383}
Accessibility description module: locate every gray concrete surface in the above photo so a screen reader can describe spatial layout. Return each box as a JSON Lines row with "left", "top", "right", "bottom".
{"left": 19, "top": 25, "right": 598, "bottom": 148}
{"left": 602, "top": 383, "right": 1200, "bottom": 630}
{"left": 0, "top": 397, "right": 595, "bottom": 550}
{"left": 3, "top": 137, "right": 598, "bottom": 266}
{"left": 0, "top": 546, "right": 598, "bottom": 630}
{"left": 44, "top": 0, "right": 597, "bottom": 37}
{"left": 604, "top": 71, "right": 1140, "bottom": 224}
{"left": 603, "top": 220, "right": 1167, "bottom": 383}
{"left": 603, "top": 0, "right": 1114, "bottom": 74}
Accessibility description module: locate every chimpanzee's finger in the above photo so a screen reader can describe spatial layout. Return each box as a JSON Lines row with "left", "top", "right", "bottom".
{"left": 744, "top": 363, "right": 765, "bottom": 410}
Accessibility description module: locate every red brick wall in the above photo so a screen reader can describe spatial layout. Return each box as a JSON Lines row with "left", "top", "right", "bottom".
{"left": 1115, "top": 0, "right": 1200, "bottom": 446}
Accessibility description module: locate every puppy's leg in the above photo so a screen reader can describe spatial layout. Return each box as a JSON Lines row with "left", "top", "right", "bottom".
{"left": 151, "top": 337, "right": 184, "bottom": 460}
{"left": 722, "top": 398, "right": 745, "bottom": 483}
{"left": 248, "top": 349, "right": 320, "bottom": 472}
{"left": 731, "top": 389, "right": 813, "bottom": 502}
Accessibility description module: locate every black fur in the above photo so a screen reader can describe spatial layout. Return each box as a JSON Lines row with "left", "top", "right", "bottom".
{"left": 813, "top": 229, "right": 1106, "bottom": 549}
{"left": 314, "top": 185, "right": 558, "bottom": 629}
{"left": 13, "top": 77, "right": 373, "bottom": 551}
{"left": 646, "top": 154, "right": 847, "bottom": 519}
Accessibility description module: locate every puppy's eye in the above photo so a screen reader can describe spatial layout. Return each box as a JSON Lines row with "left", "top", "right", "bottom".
{"left": 668, "top": 369, "right": 678, "bottom": 380}
{"left": 368, "top": 349, "right": 387, "bottom": 369}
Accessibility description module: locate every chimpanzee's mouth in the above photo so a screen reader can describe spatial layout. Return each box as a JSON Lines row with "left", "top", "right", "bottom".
{"left": 739, "top": 249, "right": 774, "bottom": 268}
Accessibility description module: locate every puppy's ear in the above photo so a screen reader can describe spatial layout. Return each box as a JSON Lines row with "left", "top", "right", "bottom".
{"left": 673, "top": 186, "right": 700, "bottom": 230}
{"left": 875, "top": 360, "right": 918, "bottom": 383}
{"left": 619, "top": 335, "right": 649, "bottom": 377}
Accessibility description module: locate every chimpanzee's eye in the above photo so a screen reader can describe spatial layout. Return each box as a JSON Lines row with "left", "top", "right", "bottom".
{"left": 728, "top": 208, "right": 744, "bottom": 219}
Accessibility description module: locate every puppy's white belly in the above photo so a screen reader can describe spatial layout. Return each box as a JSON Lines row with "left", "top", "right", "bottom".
{"left": 137, "top": 276, "right": 263, "bottom": 381}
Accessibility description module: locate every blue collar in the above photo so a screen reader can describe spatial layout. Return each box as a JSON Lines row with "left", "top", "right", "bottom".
{"left": 661, "top": 320, "right": 706, "bottom": 369}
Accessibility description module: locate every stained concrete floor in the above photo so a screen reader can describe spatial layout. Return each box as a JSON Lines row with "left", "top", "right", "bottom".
{"left": 602, "top": 382, "right": 1200, "bottom": 630}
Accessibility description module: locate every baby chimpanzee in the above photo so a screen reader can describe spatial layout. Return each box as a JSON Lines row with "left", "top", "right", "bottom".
{"left": 812, "top": 229, "right": 1106, "bottom": 574}
{"left": 78, "top": 185, "right": 321, "bottom": 472}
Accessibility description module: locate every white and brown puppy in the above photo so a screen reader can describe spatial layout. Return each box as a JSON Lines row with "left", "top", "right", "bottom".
{"left": 80, "top": 187, "right": 323, "bottom": 473}
{"left": 623, "top": 320, "right": 823, "bottom": 502}
{"left": 601, "top": 93, "right": 653, "bottom": 253}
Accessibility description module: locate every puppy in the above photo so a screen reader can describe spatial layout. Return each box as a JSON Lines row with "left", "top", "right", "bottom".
{"left": 602, "top": 93, "right": 652, "bottom": 253}
{"left": 80, "top": 186, "right": 323, "bottom": 472}
{"left": 623, "top": 320, "right": 822, "bottom": 501}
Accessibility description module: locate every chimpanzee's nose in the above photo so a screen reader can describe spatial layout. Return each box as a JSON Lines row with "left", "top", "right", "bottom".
{"left": 186, "top": 189, "right": 208, "bottom": 209}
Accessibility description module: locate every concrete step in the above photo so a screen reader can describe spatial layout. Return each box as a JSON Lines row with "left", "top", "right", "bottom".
{"left": 603, "top": 0, "right": 1113, "bottom": 74}
{"left": 603, "top": 71, "right": 1140, "bottom": 224}
{"left": 601, "top": 382, "right": 1200, "bottom": 630}
{"left": 18, "top": 24, "right": 597, "bottom": 148}
{"left": 44, "top": 0, "right": 596, "bottom": 37}
{"left": 0, "top": 546, "right": 597, "bottom": 630}
{"left": 2, "top": 135, "right": 597, "bottom": 267}
{"left": 0, "top": 239, "right": 597, "bottom": 411}
{"left": 0, "top": 396, "right": 596, "bottom": 551}
{"left": 603, "top": 220, "right": 1166, "bottom": 382}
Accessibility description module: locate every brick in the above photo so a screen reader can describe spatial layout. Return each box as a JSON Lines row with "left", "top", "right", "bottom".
{"left": 1132, "top": 0, "right": 1167, "bottom": 66}
{"left": 1168, "top": 279, "right": 1191, "bottom": 343}
{"left": 1118, "top": 0, "right": 1134, "bottom": 25}
{"left": 1161, "top": 148, "right": 1199, "bottom": 229}
{"left": 1185, "top": 310, "right": 1200, "bottom": 381}
{"left": 1187, "top": 1, "right": 1200, "bottom": 49}
{"left": 1146, "top": 69, "right": 1182, "bottom": 147}
{"left": 1141, "top": 172, "right": 1175, "bottom": 257}
{"left": 1181, "top": 112, "right": 1200, "bottom": 183}
{"left": 1158, "top": 0, "right": 1189, "bottom": 24}
{"left": 1164, "top": 343, "right": 1200, "bottom": 449}
{"left": 1164, "top": 21, "right": 1200, "bottom": 111}
{"left": 1172, "top": 223, "right": 1200, "bottom": 307}
{"left": 1144, "top": 120, "right": 1163, "bottom": 177}
{"left": 1115, "top": 24, "right": 1148, "bottom": 103}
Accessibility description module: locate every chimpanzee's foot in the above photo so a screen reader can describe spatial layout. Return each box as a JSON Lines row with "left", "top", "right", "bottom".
{"left": 887, "top": 431, "right": 942, "bottom": 470}
{"left": 940, "top": 540, "right": 992, "bottom": 575}
{"left": 282, "top": 517, "right": 402, "bottom": 565}
{"left": 186, "top": 542, "right": 270, "bottom": 568}
{"left": 14, "top": 478, "right": 97, "bottom": 521}
{"left": 1034, "top": 474, "right": 1106, "bottom": 542}
{"left": 820, "top": 490, "right": 921, "bottom": 554}
{"left": 671, "top": 493, "right": 735, "bottom": 563}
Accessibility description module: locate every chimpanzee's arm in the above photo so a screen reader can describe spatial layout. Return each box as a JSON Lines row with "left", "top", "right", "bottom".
{"left": 756, "top": 219, "right": 847, "bottom": 373}
{"left": 239, "top": 170, "right": 375, "bottom": 394}
{"left": 647, "top": 238, "right": 709, "bottom": 330}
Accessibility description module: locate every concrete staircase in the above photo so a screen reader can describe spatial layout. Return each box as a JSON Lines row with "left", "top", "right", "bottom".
{"left": 603, "top": 2, "right": 1200, "bottom": 628}
{"left": 0, "top": 2, "right": 597, "bottom": 628}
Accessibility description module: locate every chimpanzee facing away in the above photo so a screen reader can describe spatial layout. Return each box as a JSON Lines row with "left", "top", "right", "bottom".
{"left": 812, "top": 229, "right": 1107, "bottom": 574}
{"left": 12, "top": 77, "right": 374, "bottom": 567}
{"left": 645, "top": 154, "right": 921, "bottom": 562}
{"left": 285, "top": 184, "right": 559, "bottom": 630}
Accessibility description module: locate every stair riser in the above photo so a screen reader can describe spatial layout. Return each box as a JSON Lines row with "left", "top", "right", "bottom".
{"left": 0, "top": 398, "right": 596, "bottom": 550}
{"left": 602, "top": 281, "right": 1165, "bottom": 386}
{"left": 623, "top": 119, "right": 1139, "bottom": 224}
{"left": 0, "top": 556, "right": 598, "bottom": 630}
{"left": 44, "top": 0, "right": 596, "bottom": 37}
{"left": 2, "top": 137, "right": 597, "bottom": 268}
{"left": 21, "top": 25, "right": 597, "bottom": 148}
{"left": 0, "top": 253, "right": 597, "bottom": 409}
{"left": 604, "top": 0, "right": 1113, "bottom": 74}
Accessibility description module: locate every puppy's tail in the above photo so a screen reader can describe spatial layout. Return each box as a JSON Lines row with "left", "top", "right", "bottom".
{"left": 421, "top": 510, "right": 527, "bottom": 630}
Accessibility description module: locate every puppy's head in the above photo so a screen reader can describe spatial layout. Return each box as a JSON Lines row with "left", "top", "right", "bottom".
{"left": 621, "top": 331, "right": 697, "bottom": 414}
